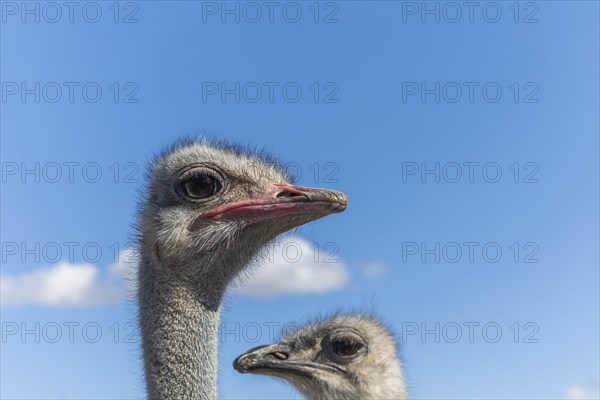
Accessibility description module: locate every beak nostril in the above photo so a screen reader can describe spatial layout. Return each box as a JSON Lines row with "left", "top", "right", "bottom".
{"left": 269, "top": 351, "right": 289, "bottom": 360}
{"left": 275, "top": 190, "right": 304, "bottom": 198}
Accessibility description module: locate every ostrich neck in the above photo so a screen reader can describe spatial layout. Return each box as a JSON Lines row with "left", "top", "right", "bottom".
{"left": 138, "top": 252, "right": 226, "bottom": 400}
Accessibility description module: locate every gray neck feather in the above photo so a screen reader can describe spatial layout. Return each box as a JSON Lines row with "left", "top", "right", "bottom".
{"left": 139, "top": 252, "right": 225, "bottom": 400}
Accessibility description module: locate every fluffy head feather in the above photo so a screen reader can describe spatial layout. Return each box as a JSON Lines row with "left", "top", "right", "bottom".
{"left": 235, "top": 314, "right": 408, "bottom": 400}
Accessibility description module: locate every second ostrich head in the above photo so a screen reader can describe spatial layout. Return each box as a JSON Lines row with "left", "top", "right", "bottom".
{"left": 234, "top": 315, "right": 407, "bottom": 400}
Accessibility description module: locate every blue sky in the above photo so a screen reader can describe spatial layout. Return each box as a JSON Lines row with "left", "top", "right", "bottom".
{"left": 1, "top": 1, "right": 599, "bottom": 399}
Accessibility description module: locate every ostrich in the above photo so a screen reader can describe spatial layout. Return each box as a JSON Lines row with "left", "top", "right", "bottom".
{"left": 234, "top": 314, "right": 407, "bottom": 400}
{"left": 136, "top": 139, "right": 348, "bottom": 399}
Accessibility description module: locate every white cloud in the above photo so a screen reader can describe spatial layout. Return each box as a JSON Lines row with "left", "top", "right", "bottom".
{"left": 565, "top": 382, "right": 600, "bottom": 400}
{"left": 0, "top": 250, "right": 135, "bottom": 308}
{"left": 235, "top": 236, "right": 350, "bottom": 297}
{"left": 1, "top": 236, "right": 350, "bottom": 306}
{"left": 361, "top": 261, "right": 386, "bottom": 279}
{"left": 1, "top": 262, "right": 99, "bottom": 307}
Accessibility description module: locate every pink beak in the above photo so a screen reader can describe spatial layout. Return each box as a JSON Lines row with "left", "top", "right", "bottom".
{"left": 203, "top": 184, "right": 348, "bottom": 223}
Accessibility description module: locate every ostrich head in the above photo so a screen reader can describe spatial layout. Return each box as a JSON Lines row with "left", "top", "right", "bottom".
{"left": 234, "top": 315, "right": 407, "bottom": 399}
{"left": 138, "top": 139, "right": 348, "bottom": 297}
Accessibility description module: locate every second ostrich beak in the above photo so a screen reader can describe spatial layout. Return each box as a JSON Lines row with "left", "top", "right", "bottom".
{"left": 234, "top": 343, "right": 335, "bottom": 376}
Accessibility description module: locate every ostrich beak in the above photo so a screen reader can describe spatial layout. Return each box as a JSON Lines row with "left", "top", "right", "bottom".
{"left": 203, "top": 184, "right": 348, "bottom": 222}
{"left": 234, "top": 343, "right": 340, "bottom": 376}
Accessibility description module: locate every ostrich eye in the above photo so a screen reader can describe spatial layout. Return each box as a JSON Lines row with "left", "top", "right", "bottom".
{"left": 181, "top": 174, "right": 222, "bottom": 200}
{"left": 332, "top": 337, "right": 363, "bottom": 356}
{"left": 328, "top": 333, "right": 366, "bottom": 361}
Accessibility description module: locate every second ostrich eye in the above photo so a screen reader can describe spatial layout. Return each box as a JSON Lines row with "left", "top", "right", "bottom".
{"left": 182, "top": 174, "right": 222, "bottom": 200}
{"left": 331, "top": 336, "right": 365, "bottom": 358}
